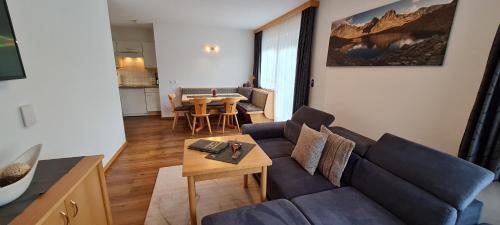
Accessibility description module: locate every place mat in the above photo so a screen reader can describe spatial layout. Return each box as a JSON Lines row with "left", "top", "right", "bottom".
{"left": 0, "top": 157, "right": 83, "bottom": 224}
{"left": 205, "top": 141, "right": 255, "bottom": 164}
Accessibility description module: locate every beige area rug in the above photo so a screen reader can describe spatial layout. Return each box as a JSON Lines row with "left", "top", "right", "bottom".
{"left": 144, "top": 166, "right": 261, "bottom": 225}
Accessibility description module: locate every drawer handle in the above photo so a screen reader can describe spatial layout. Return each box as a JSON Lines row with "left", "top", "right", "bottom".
{"left": 70, "top": 200, "right": 79, "bottom": 217}
{"left": 60, "top": 211, "right": 70, "bottom": 225}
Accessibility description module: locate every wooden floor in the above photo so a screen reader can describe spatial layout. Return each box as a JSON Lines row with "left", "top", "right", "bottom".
{"left": 105, "top": 116, "right": 240, "bottom": 225}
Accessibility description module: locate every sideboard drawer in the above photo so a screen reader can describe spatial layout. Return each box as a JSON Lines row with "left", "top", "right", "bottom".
{"left": 40, "top": 202, "right": 69, "bottom": 225}
{"left": 64, "top": 168, "right": 108, "bottom": 225}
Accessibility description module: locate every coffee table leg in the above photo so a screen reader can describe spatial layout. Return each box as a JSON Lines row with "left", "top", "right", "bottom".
{"left": 188, "top": 176, "right": 197, "bottom": 225}
{"left": 243, "top": 174, "right": 248, "bottom": 188}
{"left": 260, "top": 166, "right": 267, "bottom": 202}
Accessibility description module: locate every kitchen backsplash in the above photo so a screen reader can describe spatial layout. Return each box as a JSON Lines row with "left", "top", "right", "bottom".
{"left": 117, "top": 57, "right": 157, "bottom": 86}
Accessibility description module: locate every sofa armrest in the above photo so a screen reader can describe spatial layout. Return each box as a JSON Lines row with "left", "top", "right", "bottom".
{"left": 242, "top": 122, "right": 286, "bottom": 140}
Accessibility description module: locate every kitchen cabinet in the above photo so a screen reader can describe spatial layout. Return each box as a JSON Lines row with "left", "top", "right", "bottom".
{"left": 116, "top": 41, "right": 143, "bottom": 57}
{"left": 142, "top": 42, "right": 157, "bottom": 68}
{"left": 145, "top": 88, "right": 161, "bottom": 112}
{"left": 119, "top": 88, "right": 148, "bottom": 116}
{"left": 10, "top": 156, "right": 113, "bottom": 225}
{"left": 119, "top": 88, "right": 161, "bottom": 116}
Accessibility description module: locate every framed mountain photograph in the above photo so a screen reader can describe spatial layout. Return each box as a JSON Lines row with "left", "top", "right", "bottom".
{"left": 326, "top": 0, "right": 458, "bottom": 66}
{"left": 1, "top": 0, "right": 26, "bottom": 80}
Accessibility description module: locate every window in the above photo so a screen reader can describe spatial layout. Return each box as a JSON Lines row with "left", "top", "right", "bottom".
{"left": 260, "top": 14, "right": 301, "bottom": 121}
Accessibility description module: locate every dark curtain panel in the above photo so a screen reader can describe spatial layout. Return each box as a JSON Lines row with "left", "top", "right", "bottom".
{"left": 293, "top": 7, "right": 317, "bottom": 112}
{"left": 253, "top": 32, "right": 262, "bottom": 88}
{"left": 459, "top": 25, "right": 500, "bottom": 181}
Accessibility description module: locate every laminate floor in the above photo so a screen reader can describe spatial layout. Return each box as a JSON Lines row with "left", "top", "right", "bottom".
{"left": 105, "top": 116, "right": 240, "bottom": 225}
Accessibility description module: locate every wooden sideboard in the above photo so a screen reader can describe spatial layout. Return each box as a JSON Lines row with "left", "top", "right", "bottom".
{"left": 8, "top": 156, "right": 112, "bottom": 225}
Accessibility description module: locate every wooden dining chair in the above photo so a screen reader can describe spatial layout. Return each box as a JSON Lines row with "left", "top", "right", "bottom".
{"left": 217, "top": 98, "right": 241, "bottom": 134}
{"left": 191, "top": 98, "right": 212, "bottom": 135}
{"left": 168, "top": 94, "right": 192, "bottom": 131}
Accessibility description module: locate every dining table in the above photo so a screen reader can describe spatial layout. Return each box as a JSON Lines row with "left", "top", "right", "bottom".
{"left": 181, "top": 93, "right": 248, "bottom": 133}
{"left": 181, "top": 93, "right": 248, "bottom": 104}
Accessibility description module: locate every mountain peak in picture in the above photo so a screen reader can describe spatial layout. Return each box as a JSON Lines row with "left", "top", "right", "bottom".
{"left": 327, "top": 0, "right": 458, "bottom": 66}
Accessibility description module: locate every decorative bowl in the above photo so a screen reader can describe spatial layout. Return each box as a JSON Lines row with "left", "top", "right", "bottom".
{"left": 0, "top": 144, "right": 42, "bottom": 206}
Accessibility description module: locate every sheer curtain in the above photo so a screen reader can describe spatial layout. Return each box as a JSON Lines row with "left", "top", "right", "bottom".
{"left": 260, "top": 14, "right": 301, "bottom": 121}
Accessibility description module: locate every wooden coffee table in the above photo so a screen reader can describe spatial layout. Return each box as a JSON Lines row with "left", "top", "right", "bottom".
{"left": 182, "top": 134, "right": 272, "bottom": 225}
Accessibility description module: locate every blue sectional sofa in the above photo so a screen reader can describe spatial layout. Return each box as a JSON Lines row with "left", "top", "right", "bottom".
{"left": 202, "top": 107, "right": 495, "bottom": 225}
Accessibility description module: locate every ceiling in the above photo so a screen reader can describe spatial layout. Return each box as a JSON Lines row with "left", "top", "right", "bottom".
{"left": 107, "top": 0, "right": 305, "bottom": 29}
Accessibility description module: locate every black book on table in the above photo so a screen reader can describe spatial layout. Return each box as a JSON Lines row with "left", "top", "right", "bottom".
{"left": 188, "top": 139, "right": 229, "bottom": 154}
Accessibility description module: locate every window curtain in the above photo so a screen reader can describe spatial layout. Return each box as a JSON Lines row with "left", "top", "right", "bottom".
{"left": 260, "top": 14, "right": 301, "bottom": 121}
{"left": 293, "top": 7, "right": 317, "bottom": 112}
{"left": 459, "top": 25, "right": 500, "bottom": 181}
{"left": 253, "top": 32, "right": 262, "bottom": 87}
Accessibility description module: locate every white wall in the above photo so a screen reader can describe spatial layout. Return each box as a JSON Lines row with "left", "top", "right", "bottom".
{"left": 111, "top": 26, "right": 154, "bottom": 42}
{"left": 0, "top": 0, "right": 126, "bottom": 166}
{"left": 310, "top": 0, "right": 500, "bottom": 155}
{"left": 154, "top": 23, "right": 253, "bottom": 117}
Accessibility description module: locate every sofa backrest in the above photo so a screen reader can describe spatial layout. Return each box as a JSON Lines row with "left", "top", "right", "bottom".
{"left": 351, "top": 133, "right": 495, "bottom": 225}
{"left": 180, "top": 87, "right": 238, "bottom": 95}
{"left": 284, "top": 106, "right": 335, "bottom": 144}
{"left": 291, "top": 106, "right": 335, "bottom": 130}
{"left": 251, "top": 90, "right": 268, "bottom": 109}
{"left": 328, "top": 126, "right": 376, "bottom": 186}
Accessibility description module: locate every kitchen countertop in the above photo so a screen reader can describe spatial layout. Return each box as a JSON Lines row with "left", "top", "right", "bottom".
{"left": 119, "top": 84, "right": 159, "bottom": 88}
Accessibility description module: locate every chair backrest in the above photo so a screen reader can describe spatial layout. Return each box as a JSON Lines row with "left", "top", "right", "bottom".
{"left": 192, "top": 98, "right": 210, "bottom": 115}
{"left": 168, "top": 94, "right": 177, "bottom": 112}
{"left": 222, "top": 98, "right": 240, "bottom": 114}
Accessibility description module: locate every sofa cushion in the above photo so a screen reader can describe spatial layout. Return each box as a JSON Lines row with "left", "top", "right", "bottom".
{"left": 237, "top": 87, "right": 253, "bottom": 101}
{"left": 255, "top": 138, "right": 294, "bottom": 159}
{"left": 366, "top": 133, "right": 495, "bottom": 210}
{"left": 328, "top": 126, "right": 375, "bottom": 156}
{"left": 318, "top": 126, "right": 355, "bottom": 187}
{"left": 456, "top": 199, "right": 483, "bottom": 225}
{"left": 327, "top": 126, "right": 376, "bottom": 186}
{"left": 242, "top": 122, "right": 285, "bottom": 140}
{"left": 292, "top": 187, "right": 405, "bottom": 225}
{"left": 291, "top": 124, "right": 328, "bottom": 175}
{"left": 291, "top": 106, "right": 335, "bottom": 130}
{"left": 201, "top": 199, "right": 311, "bottom": 225}
{"left": 340, "top": 153, "right": 361, "bottom": 186}
{"left": 352, "top": 159, "right": 458, "bottom": 225}
{"left": 267, "top": 157, "right": 334, "bottom": 200}
{"left": 237, "top": 102, "right": 263, "bottom": 113}
{"left": 284, "top": 120, "right": 301, "bottom": 144}
{"left": 251, "top": 90, "right": 267, "bottom": 109}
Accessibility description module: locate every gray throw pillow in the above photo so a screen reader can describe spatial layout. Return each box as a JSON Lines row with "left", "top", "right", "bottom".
{"left": 291, "top": 124, "right": 328, "bottom": 175}
{"left": 318, "top": 125, "right": 356, "bottom": 187}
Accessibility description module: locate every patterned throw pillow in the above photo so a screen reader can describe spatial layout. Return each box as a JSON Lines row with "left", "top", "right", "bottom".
{"left": 291, "top": 124, "right": 328, "bottom": 175}
{"left": 318, "top": 125, "right": 356, "bottom": 187}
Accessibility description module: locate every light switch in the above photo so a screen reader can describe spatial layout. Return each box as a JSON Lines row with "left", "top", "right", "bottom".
{"left": 20, "top": 105, "right": 37, "bottom": 128}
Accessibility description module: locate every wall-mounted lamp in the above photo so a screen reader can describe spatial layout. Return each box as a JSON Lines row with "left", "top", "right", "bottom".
{"left": 204, "top": 44, "right": 220, "bottom": 54}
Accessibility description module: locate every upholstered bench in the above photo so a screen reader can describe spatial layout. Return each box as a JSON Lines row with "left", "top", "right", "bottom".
{"left": 237, "top": 88, "right": 273, "bottom": 123}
